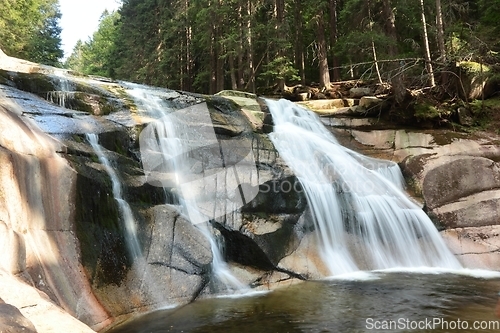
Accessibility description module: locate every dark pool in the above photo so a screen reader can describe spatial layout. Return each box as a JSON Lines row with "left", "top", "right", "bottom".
{"left": 108, "top": 271, "right": 500, "bottom": 333}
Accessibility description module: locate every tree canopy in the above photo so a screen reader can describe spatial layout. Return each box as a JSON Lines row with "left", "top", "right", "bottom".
{"left": 62, "top": 0, "right": 499, "bottom": 94}
{"left": 0, "top": 0, "right": 63, "bottom": 66}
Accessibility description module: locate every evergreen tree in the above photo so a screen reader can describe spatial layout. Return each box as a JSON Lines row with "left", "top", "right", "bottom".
{"left": 65, "top": 10, "right": 121, "bottom": 77}
{"left": 27, "top": 0, "right": 63, "bottom": 66}
{"left": 89, "top": 0, "right": 499, "bottom": 93}
{"left": 0, "top": 0, "right": 63, "bottom": 66}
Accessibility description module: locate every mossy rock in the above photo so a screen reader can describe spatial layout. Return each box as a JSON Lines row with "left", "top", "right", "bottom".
{"left": 1, "top": 70, "right": 57, "bottom": 97}
{"left": 413, "top": 102, "right": 452, "bottom": 121}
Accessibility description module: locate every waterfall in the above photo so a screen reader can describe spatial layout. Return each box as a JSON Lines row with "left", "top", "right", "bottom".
{"left": 266, "top": 99, "right": 461, "bottom": 275}
{"left": 48, "top": 71, "right": 75, "bottom": 108}
{"left": 125, "top": 84, "right": 247, "bottom": 292}
{"left": 86, "top": 133, "right": 142, "bottom": 259}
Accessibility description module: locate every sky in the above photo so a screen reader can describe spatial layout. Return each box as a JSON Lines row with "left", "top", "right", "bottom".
{"left": 59, "top": 0, "right": 121, "bottom": 59}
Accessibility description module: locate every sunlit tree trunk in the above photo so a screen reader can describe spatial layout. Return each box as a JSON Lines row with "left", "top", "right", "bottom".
{"left": 293, "top": 0, "right": 305, "bottom": 84}
{"left": 420, "top": 0, "right": 436, "bottom": 87}
{"left": 237, "top": 1, "right": 245, "bottom": 89}
{"left": 435, "top": 0, "right": 446, "bottom": 61}
{"left": 245, "top": 0, "right": 255, "bottom": 92}
{"left": 185, "top": 0, "right": 193, "bottom": 92}
{"left": 274, "top": 0, "right": 287, "bottom": 91}
{"left": 367, "top": 0, "right": 383, "bottom": 84}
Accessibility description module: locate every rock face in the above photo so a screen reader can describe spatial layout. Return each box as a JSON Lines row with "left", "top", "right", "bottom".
{"left": 0, "top": 55, "right": 313, "bottom": 331}
{"left": 0, "top": 89, "right": 110, "bottom": 331}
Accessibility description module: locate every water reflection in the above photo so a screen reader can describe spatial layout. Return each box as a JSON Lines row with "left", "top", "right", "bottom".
{"left": 109, "top": 273, "right": 500, "bottom": 333}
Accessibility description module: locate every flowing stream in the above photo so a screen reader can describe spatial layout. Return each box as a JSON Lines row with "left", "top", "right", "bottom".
{"left": 266, "top": 99, "right": 461, "bottom": 275}
{"left": 47, "top": 70, "right": 75, "bottom": 108}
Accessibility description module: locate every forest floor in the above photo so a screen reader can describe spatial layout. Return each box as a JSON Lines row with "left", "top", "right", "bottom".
{"left": 275, "top": 79, "right": 500, "bottom": 135}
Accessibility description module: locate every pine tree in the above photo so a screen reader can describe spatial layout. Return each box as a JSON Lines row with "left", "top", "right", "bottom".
{"left": 0, "top": 0, "right": 63, "bottom": 66}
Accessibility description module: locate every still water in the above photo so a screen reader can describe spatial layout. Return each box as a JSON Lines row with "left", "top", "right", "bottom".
{"left": 109, "top": 271, "right": 500, "bottom": 333}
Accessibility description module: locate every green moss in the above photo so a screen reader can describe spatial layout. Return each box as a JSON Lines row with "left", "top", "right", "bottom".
{"left": 458, "top": 61, "right": 491, "bottom": 73}
{"left": 468, "top": 96, "right": 500, "bottom": 130}
{"left": 414, "top": 103, "right": 441, "bottom": 119}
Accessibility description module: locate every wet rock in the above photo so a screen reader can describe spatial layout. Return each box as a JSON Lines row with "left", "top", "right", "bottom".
{"left": 0, "top": 90, "right": 111, "bottom": 330}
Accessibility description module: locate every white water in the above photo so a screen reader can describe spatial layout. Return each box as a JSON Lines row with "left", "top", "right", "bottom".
{"left": 125, "top": 84, "right": 247, "bottom": 292}
{"left": 48, "top": 71, "right": 75, "bottom": 108}
{"left": 86, "top": 133, "right": 142, "bottom": 259}
{"left": 266, "top": 99, "right": 461, "bottom": 275}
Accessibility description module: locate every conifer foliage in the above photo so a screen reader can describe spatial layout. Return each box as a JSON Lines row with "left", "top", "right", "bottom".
{"left": 66, "top": 0, "right": 499, "bottom": 94}
{"left": 0, "top": 0, "right": 63, "bottom": 66}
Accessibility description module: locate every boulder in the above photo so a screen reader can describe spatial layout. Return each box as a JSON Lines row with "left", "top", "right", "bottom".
{"left": 349, "top": 87, "right": 372, "bottom": 98}
{"left": 358, "top": 96, "right": 383, "bottom": 110}
{"left": 421, "top": 156, "right": 500, "bottom": 209}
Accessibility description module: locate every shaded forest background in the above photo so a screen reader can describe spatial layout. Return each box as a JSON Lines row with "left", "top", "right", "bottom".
{"left": 1, "top": 0, "right": 499, "bottom": 96}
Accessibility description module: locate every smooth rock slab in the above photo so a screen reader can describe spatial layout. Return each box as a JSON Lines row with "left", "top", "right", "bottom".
{"left": 432, "top": 190, "right": 500, "bottom": 228}
{"left": 0, "top": 300, "right": 37, "bottom": 333}
{"left": 422, "top": 156, "right": 500, "bottom": 209}
{"left": 0, "top": 272, "right": 94, "bottom": 333}
{"left": 441, "top": 226, "right": 500, "bottom": 270}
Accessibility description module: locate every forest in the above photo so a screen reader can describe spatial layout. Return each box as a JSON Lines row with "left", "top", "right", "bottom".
{"left": 0, "top": 0, "right": 62, "bottom": 66}
{"left": 1, "top": 1, "right": 499, "bottom": 99}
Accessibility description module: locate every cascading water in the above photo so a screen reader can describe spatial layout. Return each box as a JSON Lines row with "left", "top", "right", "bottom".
{"left": 266, "top": 99, "right": 461, "bottom": 275}
{"left": 125, "top": 84, "right": 247, "bottom": 292}
{"left": 86, "top": 133, "right": 142, "bottom": 259}
{"left": 48, "top": 70, "right": 75, "bottom": 108}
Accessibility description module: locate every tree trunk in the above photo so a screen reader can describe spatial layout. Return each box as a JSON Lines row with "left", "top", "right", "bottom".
{"left": 328, "top": 0, "right": 341, "bottom": 81}
{"left": 420, "top": 0, "right": 436, "bottom": 87}
{"left": 185, "top": 3, "right": 193, "bottom": 92}
{"left": 229, "top": 55, "right": 238, "bottom": 90}
{"left": 382, "top": 0, "right": 406, "bottom": 104}
{"left": 237, "top": 1, "right": 245, "bottom": 89}
{"left": 435, "top": 0, "right": 446, "bottom": 61}
{"left": 245, "top": 0, "right": 255, "bottom": 93}
{"left": 316, "top": 12, "right": 331, "bottom": 89}
{"left": 216, "top": 37, "right": 225, "bottom": 92}
{"left": 293, "top": 0, "right": 305, "bottom": 84}
{"left": 368, "top": 0, "right": 383, "bottom": 84}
